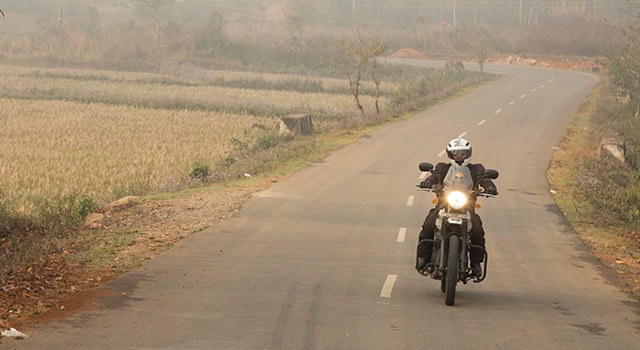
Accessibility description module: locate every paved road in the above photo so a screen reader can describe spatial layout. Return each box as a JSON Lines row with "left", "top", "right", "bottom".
{"left": 6, "top": 61, "right": 639, "bottom": 349}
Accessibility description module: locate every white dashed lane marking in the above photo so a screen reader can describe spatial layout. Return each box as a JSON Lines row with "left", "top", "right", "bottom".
{"left": 390, "top": 80, "right": 555, "bottom": 298}
{"left": 406, "top": 195, "right": 415, "bottom": 206}
{"left": 391, "top": 82, "right": 548, "bottom": 299}
{"left": 397, "top": 227, "right": 406, "bottom": 242}
{"left": 380, "top": 274, "right": 398, "bottom": 298}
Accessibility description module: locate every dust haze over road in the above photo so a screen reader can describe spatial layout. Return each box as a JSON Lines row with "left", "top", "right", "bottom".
{"left": 6, "top": 61, "right": 639, "bottom": 349}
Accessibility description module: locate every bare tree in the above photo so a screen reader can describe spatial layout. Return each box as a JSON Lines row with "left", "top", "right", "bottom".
{"left": 473, "top": 38, "right": 489, "bottom": 73}
{"left": 80, "top": 6, "right": 102, "bottom": 53}
{"left": 195, "top": 12, "right": 227, "bottom": 56}
{"left": 285, "top": 0, "right": 316, "bottom": 56}
{"left": 415, "top": 14, "right": 428, "bottom": 52}
{"left": 607, "top": 2, "right": 640, "bottom": 117}
{"left": 340, "top": 26, "right": 387, "bottom": 115}
{"left": 135, "top": 0, "right": 171, "bottom": 60}
{"left": 473, "top": 0, "right": 486, "bottom": 29}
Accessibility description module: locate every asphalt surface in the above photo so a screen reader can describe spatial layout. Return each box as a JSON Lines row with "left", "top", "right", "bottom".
{"left": 5, "top": 61, "right": 639, "bottom": 349}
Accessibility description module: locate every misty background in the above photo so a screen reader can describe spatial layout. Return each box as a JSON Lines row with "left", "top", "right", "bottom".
{"left": 0, "top": 1, "right": 634, "bottom": 72}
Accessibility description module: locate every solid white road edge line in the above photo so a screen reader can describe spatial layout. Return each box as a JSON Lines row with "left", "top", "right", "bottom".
{"left": 380, "top": 274, "right": 398, "bottom": 298}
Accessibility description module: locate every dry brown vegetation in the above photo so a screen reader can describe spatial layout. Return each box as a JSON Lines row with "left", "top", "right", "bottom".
{"left": 548, "top": 79, "right": 640, "bottom": 298}
{"left": 0, "top": 97, "right": 264, "bottom": 210}
{"left": 0, "top": 64, "right": 395, "bottom": 223}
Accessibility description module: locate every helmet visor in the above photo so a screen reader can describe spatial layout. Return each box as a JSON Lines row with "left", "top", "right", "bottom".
{"left": 447, "top": 149, "right": 471, "bottom": 161}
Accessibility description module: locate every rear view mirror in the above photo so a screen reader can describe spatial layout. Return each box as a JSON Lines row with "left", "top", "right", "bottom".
{"left": 419, "top": 162, "right": 433, "bottom": 172}
{"left": 484, "top": 169, "right": 499, "bottom": 179}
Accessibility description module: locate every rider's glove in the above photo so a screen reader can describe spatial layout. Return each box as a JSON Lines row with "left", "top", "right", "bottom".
{"left": 420, "top": 179, "right": 434, "bottom": 189}
{"left": 484, "top": 186, "right": 498, "bottom": 195}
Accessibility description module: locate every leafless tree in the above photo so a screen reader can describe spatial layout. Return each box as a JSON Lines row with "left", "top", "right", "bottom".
{"left": 340, "top": 26, "right": 387, "bottom": 115}
{"left": 135, "top": 0, "right": 171, "bottom": 60}
{"left": 607, "top": 1, "right": 640, "bottom": 117}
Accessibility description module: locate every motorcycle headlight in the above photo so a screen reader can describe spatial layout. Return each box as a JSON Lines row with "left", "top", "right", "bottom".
{"left": 446, "top": 191, "right": 468, "bottom": 210}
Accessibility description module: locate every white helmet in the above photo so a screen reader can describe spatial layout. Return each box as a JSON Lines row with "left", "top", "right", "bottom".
{"left": 446, "top": 138, "right": 472, "bottom": 166}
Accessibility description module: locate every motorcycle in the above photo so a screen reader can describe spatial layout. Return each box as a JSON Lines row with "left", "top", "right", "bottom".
{"left": 416, "top": 162, "right": 498, "bottom": 306}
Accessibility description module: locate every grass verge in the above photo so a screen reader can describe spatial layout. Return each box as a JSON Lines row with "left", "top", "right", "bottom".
{"left": 548, "top": 78, "right": 640, "bottom": 298}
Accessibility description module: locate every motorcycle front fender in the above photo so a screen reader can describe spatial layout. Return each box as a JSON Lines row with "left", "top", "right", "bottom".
{"left": 441, "top": 219, "right": 469, "bottom": 275}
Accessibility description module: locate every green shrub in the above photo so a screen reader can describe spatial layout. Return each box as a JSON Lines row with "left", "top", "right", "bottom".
{"left": 222, "top": 155, "right": 235, "bottom": 166}
{"left": 75, "top": 195, "right": 98, "bottom": 220}
{"left": 571, "top": 80, "right": 640, "bottom": 229}
{"left": 32, "top": 193, "right": 99, "bottom": 228}
{"left": 0, "top": 193, "right": 15, "bottom": 236}
{"left": 189, "top": 162, "right": 212, "bottom": 181}
{"left": 254, "top": 132, "right": 293, "bottom": 151}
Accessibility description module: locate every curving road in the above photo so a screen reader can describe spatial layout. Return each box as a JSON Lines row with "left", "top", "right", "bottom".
{"left": 7, "top": 61, "right": 640, "bottom": 349}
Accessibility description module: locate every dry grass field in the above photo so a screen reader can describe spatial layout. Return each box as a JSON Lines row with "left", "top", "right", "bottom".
{"left": 0, "top": 65, "right": 390, "bottom": 117}
{"left": 0, "top": 64, "right": 392, "bottom": 222}
{"left": 0, "top": 97, "right": 267, "bottom": 215}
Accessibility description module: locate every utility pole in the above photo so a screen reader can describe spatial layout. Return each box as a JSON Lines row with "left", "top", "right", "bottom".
{"left": 519, "top": 0, "right": 523, "bottom": 26}
{"left": 59, "top": 0, "right": 64, "bottom": 29}
{"left": 452, "top": 0, "right": 457, "bottom": 27}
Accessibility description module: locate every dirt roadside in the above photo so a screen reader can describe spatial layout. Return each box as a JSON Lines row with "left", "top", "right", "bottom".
{"left": 0, "top": 180, "right": 274, "bottom": 331}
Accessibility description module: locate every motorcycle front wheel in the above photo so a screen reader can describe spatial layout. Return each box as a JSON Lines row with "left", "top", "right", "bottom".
{"left": 444, "top": 236, "right": 459, "bottom": 306}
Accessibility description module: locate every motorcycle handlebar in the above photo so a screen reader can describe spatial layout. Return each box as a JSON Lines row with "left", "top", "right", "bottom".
{"left": 416, "top": 185, "right": 497, "bottom": 198}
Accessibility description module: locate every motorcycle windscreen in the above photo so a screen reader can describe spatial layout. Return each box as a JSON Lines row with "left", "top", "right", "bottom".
{"left": 443, "top": 165, "right": 474, "bottom": 191}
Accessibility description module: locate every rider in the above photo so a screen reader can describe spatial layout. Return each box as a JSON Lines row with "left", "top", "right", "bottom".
{"left": 415, "top": 137, "right": 498, "bottom": 277}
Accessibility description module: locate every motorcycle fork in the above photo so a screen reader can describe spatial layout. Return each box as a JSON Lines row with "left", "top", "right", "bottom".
{"left": 440, "top": 220, "right": 468, "bottom": 278}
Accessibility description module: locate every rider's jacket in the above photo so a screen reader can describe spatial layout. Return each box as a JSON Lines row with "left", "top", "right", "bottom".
{"left": 425, "top": 162, "right": 496, "bottom": 193}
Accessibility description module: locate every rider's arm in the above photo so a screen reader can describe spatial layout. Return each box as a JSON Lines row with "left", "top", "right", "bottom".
{"left": 429, "top": 162, "right": 450, "bottom": 184}
{"left": 420, "top": 162, "right": 449, "bottom": 188}
{"left": 471, "top": 163, "right": 498, "bottom": 194}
